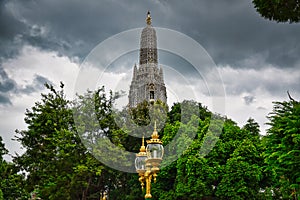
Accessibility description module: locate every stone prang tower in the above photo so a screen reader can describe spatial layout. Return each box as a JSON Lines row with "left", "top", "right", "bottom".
{"left": 128, "top": 11, "right": 167, "bottom": 107}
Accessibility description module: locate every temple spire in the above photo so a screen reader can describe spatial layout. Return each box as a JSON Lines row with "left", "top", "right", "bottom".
{"left": 146, "top": 11, "right": 152, "bottom": 25}
{"left": 140, "top": 10, "right": 157, "bottom": 65}
{"left": 128, "top": 11, "right": 167, "bottom": 107}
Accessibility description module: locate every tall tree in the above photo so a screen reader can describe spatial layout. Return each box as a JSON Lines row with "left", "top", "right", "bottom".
{"left": 14, "top": 83, "right": 106, "bottom": 199}
{"left": 263, "top": 98, "right": 300, "bottom": 199}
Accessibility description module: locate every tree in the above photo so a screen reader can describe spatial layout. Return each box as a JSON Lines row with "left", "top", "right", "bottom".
{"left": 0, "top": 137, "right": 27, "bottom": 200}
{"left": 0, "top": 136, "right": 7, "bottom": 200}
{"left": 263, "top": 99, "right": 300, "bottom": 199}
{"left": 1, "top": 162, "right": 28, "bottom": 200}
{"left": 14, "top": 83, "right": 107, "bottom": 199}
{"left": 156, "top": 112, "right": 266, "bottom": 199}
{"left": 253, "top": 0, "right": 300, "bottom": 23}
{"left": 242, "top": 118, "right": 260, "bottom": 138}
{"left": 9, "top": 82, "right": 282, "bottom": 199}
{"left": 215, "top": 139, "right": 263, "bottom": 199}
{"left": 13, "top": 83, "right": 148, "bottom": 200}
{"left": 73, "top": 87, "right": 139, "bottom": 200}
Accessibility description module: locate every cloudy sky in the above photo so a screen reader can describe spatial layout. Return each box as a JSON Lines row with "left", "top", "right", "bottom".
{"left": 1, "top": 0, "right": 300, "bottom": 158}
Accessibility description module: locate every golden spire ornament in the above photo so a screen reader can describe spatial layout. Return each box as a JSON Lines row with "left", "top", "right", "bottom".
{"left": 146, "top": 11, "right": 152, "bottom": 25}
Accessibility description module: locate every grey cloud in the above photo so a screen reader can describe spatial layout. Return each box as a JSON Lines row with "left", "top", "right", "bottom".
{"left": 0, "top": 93, "right": 11, "bottom": 105}
{"left": 34, "top": 75, "right": 51, "bottom": 86}
{"left": 0, "top": 0, "right": 27, "bottom": 61}
{"left": 227, "top": 77, "right": 300, "bottom": 97}
{"left": 157, "top": 0, "right": 300, "bottom": 69}
{"left": 243, "top": 95, "right": 255, "bottom": 105}
{"left": 18, "top": 74, "right": 52, "bottom": 94}
{"left": 29, "top": 74, "right": 52, "bottom": 92}
{"left": 0, "top": 0, "right": 299, "bottom": 71}
{"left": 0, "top": 66, "right": 51, "bottom": 105}
{"left": 0, "top": 0, "right": 299, "bottom": 102}
{"left": 1, "top": 0, "right": 161, "bottom": 61}
{"left": 0, "top": 67, "right": 16, "bottom": 105}
{"left": 0, "top": 80, "right": 15, "bottom": 92}
{"left": 257, "top": 106, "right": 267, "bottom": 110}
{"left": 0, "top": 68, "right": 17, "bottom": 92}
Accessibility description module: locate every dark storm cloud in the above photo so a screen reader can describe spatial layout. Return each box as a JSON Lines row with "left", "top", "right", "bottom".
{"left": 0, "top": 0, "right": 27, "bottom": 61}
{"left": 0, "top": 67, "right": 17, "bottom": 92}
{"left": 0, "top": 67, "right": 15, "bottom": 105}
{"left": 1, "top": 0, "right": 160, "bottom": 62}
{"left": 159, "top": 0, "right": 300, "bottom": 69}
{"left": 19, "top": 74, "right": 52, "bottom": 94}
{"left": 0, "top": 66, "right": 51, "bottom": 105}
{"left": 1, "top": 0, "right": 300, "bottom": 70}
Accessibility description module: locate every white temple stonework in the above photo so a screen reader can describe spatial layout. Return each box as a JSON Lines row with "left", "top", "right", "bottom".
{"left": 128, "top": 11, "right": 167, "bottom": 107}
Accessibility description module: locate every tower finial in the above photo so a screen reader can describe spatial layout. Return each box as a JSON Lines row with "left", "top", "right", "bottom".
{"left": 146, "top": 11, "right": 152, "bottom": 25}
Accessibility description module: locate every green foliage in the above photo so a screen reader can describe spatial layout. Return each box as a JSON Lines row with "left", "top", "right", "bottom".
{"left": 0, "top": 136, "right": 27, "bottom": 200}
{"left": 212, "top": 119, "right": 265, "bottom": 199}
{"left": 263, "top": 99, "right": 300, "bottom": 199}
{"left": 175, "top": 155, "right": 213, "bottom": 199}
{"left": 253, "top": 0, "right": 300, "bottom": 23}
{"left": 243, "top": 118, "right": 260, "bottom": 138}
{"left": 152, "top": 106, "right": 265, "bottom": 199}
{"left": 216, "top": 139, "right": 263, "bottom": 199}
{"left": 2, "top": 82, "right": 299, "bottom": 199}
{"left": 0, "top": 137, "right": 7, "bottom": 159}
{"left": 14, "top": 83, "right": 111, "bottom": 199}
{"left": 1, "top": 163, "right": 28, "bottom": 200}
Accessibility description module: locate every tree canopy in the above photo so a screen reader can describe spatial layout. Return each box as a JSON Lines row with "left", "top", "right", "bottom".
{"left": 263, "top": 99, "right": 300, "bottom": 199}
{"left": 0, "top": 83, "right": 299, "bottom": 199}
{"left": 253, "top": 0, "right": 300, "bottom": 23}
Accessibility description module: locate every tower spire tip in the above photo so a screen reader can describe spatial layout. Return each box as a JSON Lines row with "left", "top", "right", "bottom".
{"left": 146, "top": 11, "right": 152, "bottom": 25}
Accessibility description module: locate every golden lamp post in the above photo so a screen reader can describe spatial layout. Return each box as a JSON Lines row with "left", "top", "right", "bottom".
{"left": 135, "top": 123, "right": 164, "bottom": 199}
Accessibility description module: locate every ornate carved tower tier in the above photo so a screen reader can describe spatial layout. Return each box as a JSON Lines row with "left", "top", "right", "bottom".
{"left": 128, "top": 11, "right": 167, "bottom": 107}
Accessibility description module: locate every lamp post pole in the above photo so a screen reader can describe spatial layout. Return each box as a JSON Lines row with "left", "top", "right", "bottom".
{"left": 135, "top": 123, "right": 164, "bottom": 199}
